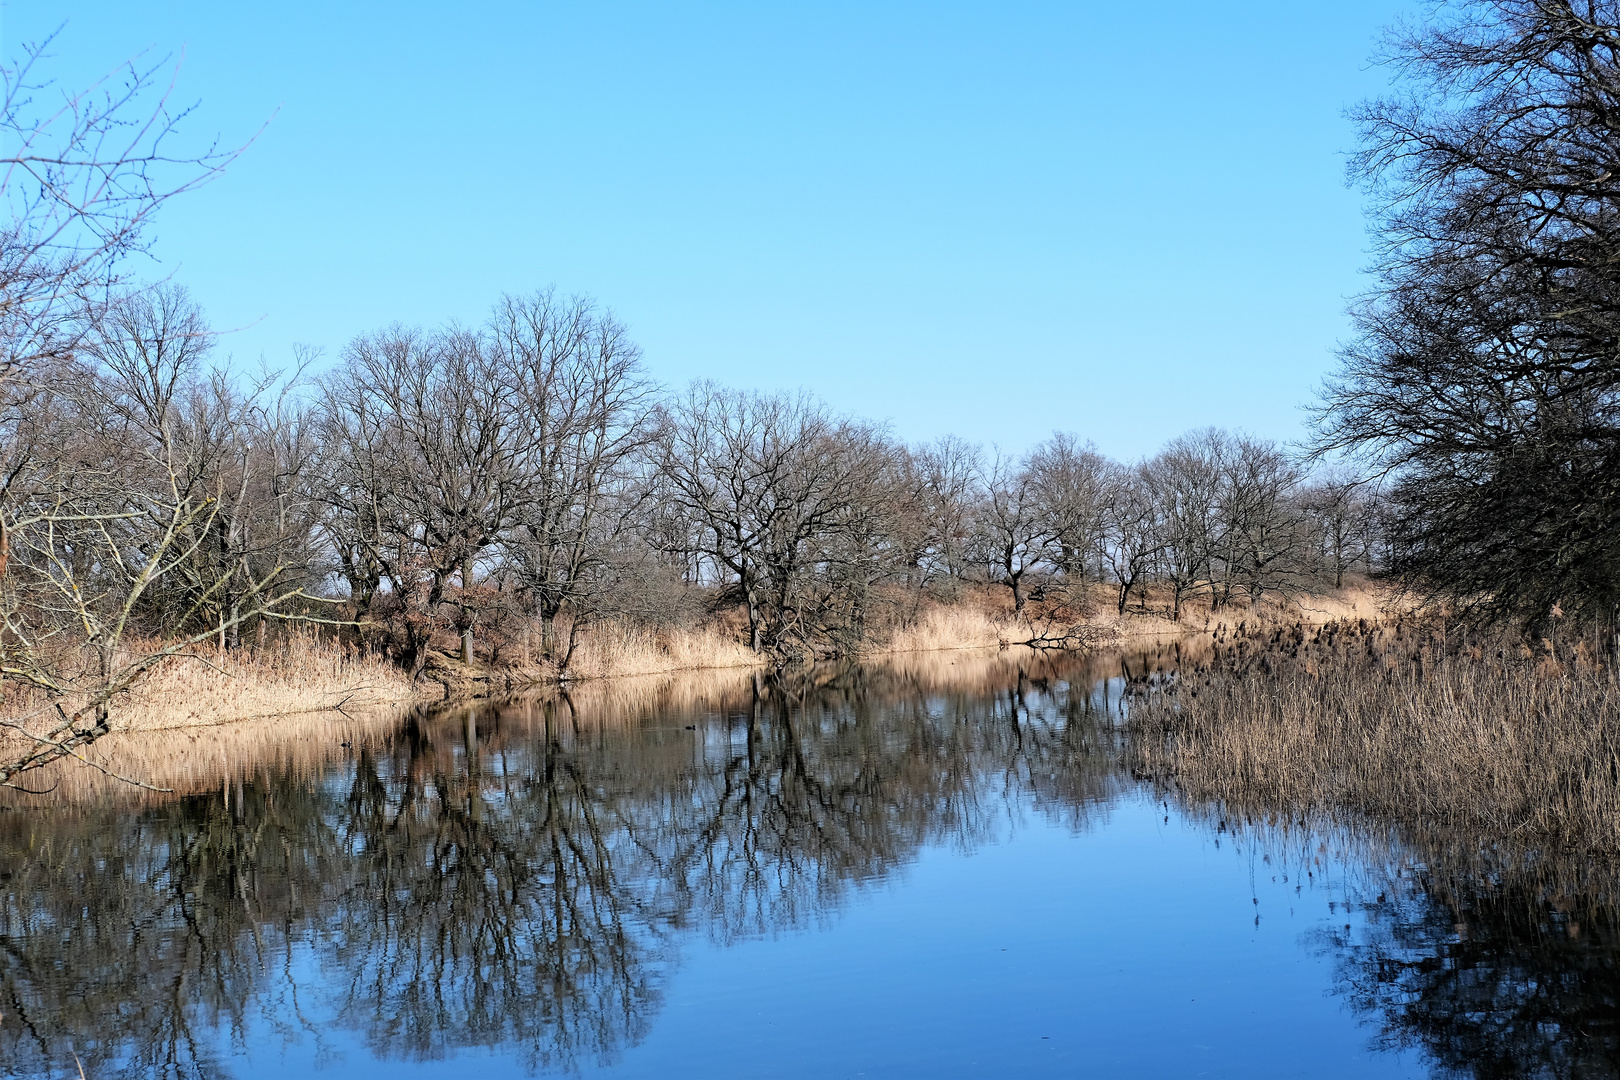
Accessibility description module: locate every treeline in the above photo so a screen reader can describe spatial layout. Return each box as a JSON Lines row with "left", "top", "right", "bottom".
{"left": 3, "top": 283, "right": 1383, "bottom": 680}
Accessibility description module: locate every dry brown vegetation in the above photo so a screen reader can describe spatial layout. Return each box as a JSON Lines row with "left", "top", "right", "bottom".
{"left": 477, "top": 579, "right": 1391, "bottom": 685}
{"left": 107, "top": 631, "right": 421, "bottom": 730}
{"left": 0, "top": 576, "right": 1394, "bottom": 799}
{"left": 0, "top": 631, "right": 424, "bottom": 792}
{"left": 1127, "top": 618, "right": 1620, "bottom": 853}
{"left": 10, "top": 640, "right": 1162, "bottom": 805}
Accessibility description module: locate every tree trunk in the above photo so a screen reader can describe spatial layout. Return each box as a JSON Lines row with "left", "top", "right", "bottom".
{"left": 746, "top": 592, "right": 763, "bottom": 653}
{"left": 460, "top": 556, "right": 475, "bottom": 664}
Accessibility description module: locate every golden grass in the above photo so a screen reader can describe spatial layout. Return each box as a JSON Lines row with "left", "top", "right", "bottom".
{"left": 558, "top": 617, "right": 764, "bottom": 679}
{"left": 1101, "top": 578, "right": 1396, "bottom": 643}
{"left": 0, "top": 699, "right": 411, "bottom": 805}
{"left": 880, "top": 601, "right": 1010, "bottom": 654}
{"left": 1127, "top": 619, "right": 1620, "bottom": 852}
{"left": 107, "top": 631, "right": 424, "bottom": 731}
{"left": 0, "top": 631, "right": 425, "bottom": 801}
{"left": 0, "top": 580, "right": 1408, "bottom": 803}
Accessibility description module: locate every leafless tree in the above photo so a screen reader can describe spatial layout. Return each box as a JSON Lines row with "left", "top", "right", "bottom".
{"left": 972, "top": 451, "right": 1049, "bottom": 614}
{"left": 1316, "top": 0, "right": 1620, "bottom": 631}
{"left": 912, "top": 435, "right": 983, "bottom": 583}
{"left": 1100, "top": 461, "right": 1163, "bottom": 615}
{"left": 317, "top": 327, "right": 530, "bottom": 676}
{"left": 651, "top": 384, "right": 890, "bottom": 654}
{"left": 1144, "top": 429, "right": 1225, "bottom": 621}
{"left": 1212, "top": 435, "right": 1310, "bottom": 607}
{"left": 489, "top": 290, "right": 657, "bottom": 666}
{"left": 0, "top": 34, "right": 241, "bottom": 379}
{"left": 0, "top": 39, "right": 277, "bottom": 786}
{"left": 1028, "top": 432, "right": 1108, "bottom": 582}
{"left": 1300, "top": 469, "right": 1379, "bottom": 590}
{"left": 0, "top": 351, "right": 314, "bottom": 789}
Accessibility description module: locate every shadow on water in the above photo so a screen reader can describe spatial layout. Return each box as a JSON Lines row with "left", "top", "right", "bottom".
{"left": 0, "top": 644, "right": 1616, "bottom": 1078}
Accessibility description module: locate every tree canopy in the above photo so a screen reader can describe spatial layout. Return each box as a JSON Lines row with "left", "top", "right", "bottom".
{"left": 1316, "top": 0, "right": 1620, "bottom": 625}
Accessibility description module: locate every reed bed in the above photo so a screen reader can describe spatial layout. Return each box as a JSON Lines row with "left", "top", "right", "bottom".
{"left": 553, "top": 618, "right": 764, "bottom": 679}
{"left": 1128, "top": 620, "right": 1620, "bottom": 852}
{"left": 105, "top": 632, "right": 422, "bottom": 731}
{"left": 880, "top": 602, "right": 1011, "bottom": 653}
{"left": 0, "top": 700, "right": 412, "bottom": 806}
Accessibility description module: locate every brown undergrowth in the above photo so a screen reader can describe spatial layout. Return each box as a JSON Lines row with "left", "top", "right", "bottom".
{"left": 0, "top": 581, "right": 1397, "bottom": 799}
{"left": 485, "top": 580, "right": 1391, "bottom": 684}
{"left": 7, "top": 643, "right": 1158, "bottom": 806}
{"left": 1127, "top": 618, "right": 1620, "bottom": 854}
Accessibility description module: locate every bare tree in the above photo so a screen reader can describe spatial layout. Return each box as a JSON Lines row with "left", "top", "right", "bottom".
{"left": 317, "top": 327, "right": 530, "bottom": 676}
{"left": 913, "top": 435, "right": 983, "bottom": 583}
{"left": 0, "top": 34, "right": 240, "bottom": 379}
{"left": 1028, "top": 432, "right": 1108, "bottom": 582}
{"left": 0, "top": 343, "right": 313, "bottom": 788}
{"left": 973, "top": 451, "right": 1048, "bottom": 614}
{"left": 1100, "top": 461, "right": 1162, "bottom": 615}
{"left": 1300, "top": 468, "right": 1378, "bottom": 590}
{"left": 1213, "top": 435, "right": 1309, "bottom": 608}
{"left": 651, "top": 384, "right": 890, "bottom": 654}
{"left": 1315, "top": 0, "right": 1620, "bottom": 630}
{"left": 489, "top": 290, "right": 657, "bottom": 665}
{"left": 1144, "top": 429, "right": 1225, "bottom": 621}
{"left": 0, "top": 40, "right": 274, "bottom": 785}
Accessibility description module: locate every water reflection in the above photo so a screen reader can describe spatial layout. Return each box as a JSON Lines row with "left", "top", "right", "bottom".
{"left": 1336, "top": 880, "right": 1620, "bottom": 1075}
{"left": 0, "top": 647, "right": 1616, "bottom": 1078}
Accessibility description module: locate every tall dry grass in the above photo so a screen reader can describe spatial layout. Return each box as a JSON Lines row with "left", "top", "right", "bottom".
{"left": 1128, "top": 620, "right": 1620, "bottom": 852}
{"left": 0, "top": 699, "right": 413, "bottom": 805}
{"left": 880, "top": 601, "right": 1010, "bottom": 653}
{"left": 0, "top": 630, "right": 428, "bottom": 803}
{"left": 106, "top": 631, "right": 423, "bottom": 731}
{"left": 557, "top": 618, "right": 762, "bottom": 679}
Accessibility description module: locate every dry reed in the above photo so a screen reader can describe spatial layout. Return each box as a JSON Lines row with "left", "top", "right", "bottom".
{"left": 557, "top": 617, "right": 763, "bottom": 679}
{"left": 104, "top": 631, "right": 423, "bottom": 731}
{"left": 880, "top": 602, "right": 1011, "bottom": 653}
{"left": 1128, "top": 620, "right": 1620, "bottom": 852}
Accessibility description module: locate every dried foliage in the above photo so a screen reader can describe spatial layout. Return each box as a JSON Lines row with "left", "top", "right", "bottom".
{"left": 1128, "top": 618, "right": 1620, "bottom": 851}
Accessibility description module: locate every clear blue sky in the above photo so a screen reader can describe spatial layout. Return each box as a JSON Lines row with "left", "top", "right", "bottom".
{"left": 2, "top": 1, "right": 1411, "bottom": 459}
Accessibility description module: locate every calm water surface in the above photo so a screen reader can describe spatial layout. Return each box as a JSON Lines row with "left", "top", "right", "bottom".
{"left": 0, "top": 651, "right": 1611, "bottom": 1078}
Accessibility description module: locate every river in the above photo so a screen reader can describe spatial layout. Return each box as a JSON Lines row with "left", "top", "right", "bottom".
{"left": 0, "top": 648, "right": 1609, "bottom": 1078}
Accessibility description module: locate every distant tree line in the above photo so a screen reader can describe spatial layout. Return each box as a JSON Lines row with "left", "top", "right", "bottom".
{"left": 0, "top": 279, "right": 1387, "bottom": 685}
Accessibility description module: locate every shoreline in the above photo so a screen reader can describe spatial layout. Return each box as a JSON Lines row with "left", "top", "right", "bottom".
{"left": 0, "top": 583, "right": 1395, "bottom": 801}
{"left": 94, "top": 580, "right": 1392, "bottom": 733}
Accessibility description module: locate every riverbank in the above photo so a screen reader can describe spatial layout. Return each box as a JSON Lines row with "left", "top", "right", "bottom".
{"left": 474, "top": 579, "right": 1392, "bottom": 689}
{"left": 0, "top": 581, "right": 1395, "bottom": 787}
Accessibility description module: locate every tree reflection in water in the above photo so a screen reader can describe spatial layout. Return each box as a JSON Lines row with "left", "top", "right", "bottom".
{"left": 1165, "top": 798, "right": 1620, "bottom": 1079}
{"left": 0, "top": 653, "right": 1123, "bottom": 1078}
{"left": 1320, "top": 855, "right": 1620, "bottom": 1078}
{"left": 1, "top": 649, "right": 1617, "bottom": 1078}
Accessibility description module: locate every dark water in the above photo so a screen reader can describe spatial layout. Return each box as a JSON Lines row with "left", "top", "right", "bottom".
{"left": 1, "top": 653, "right": 1616, "bottom": 1079}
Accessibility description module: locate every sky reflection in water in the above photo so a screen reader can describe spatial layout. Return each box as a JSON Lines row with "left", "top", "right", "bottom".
{"left": 0, "top": 651, "right": 1604, "bottom": 1079}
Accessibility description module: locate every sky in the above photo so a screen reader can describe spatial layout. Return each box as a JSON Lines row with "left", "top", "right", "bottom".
{"left": 1, "top": 1, "right": 1413, "bottom": 460}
